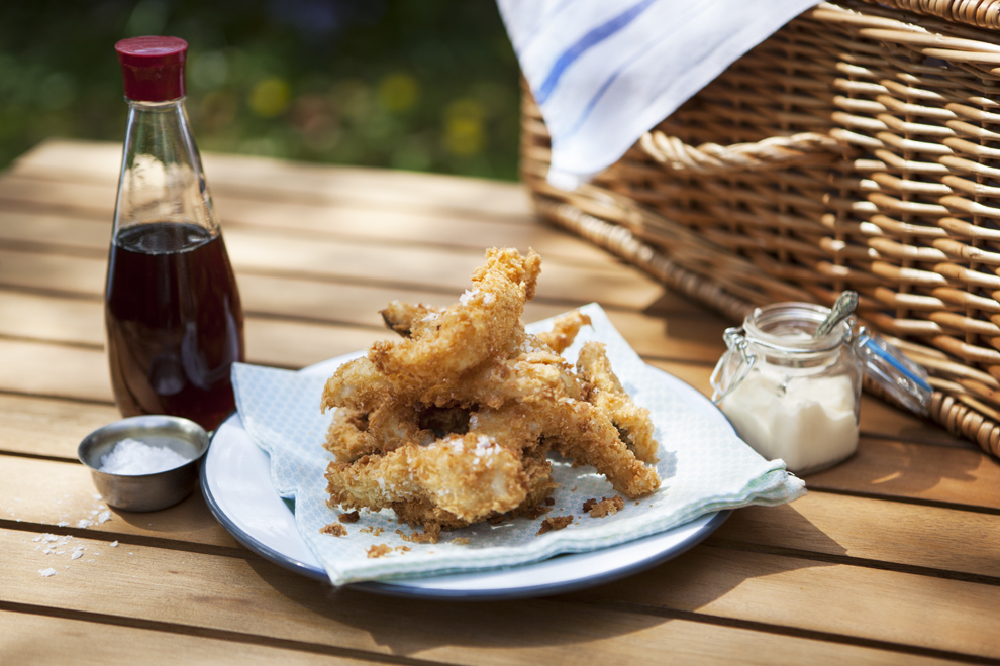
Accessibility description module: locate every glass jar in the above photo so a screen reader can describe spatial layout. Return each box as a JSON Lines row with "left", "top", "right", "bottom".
{"left": 711, "top": 302, "right": 931, "bottom": 474}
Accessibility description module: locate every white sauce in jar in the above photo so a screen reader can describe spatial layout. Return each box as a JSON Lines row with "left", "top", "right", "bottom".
{"left": 720, "top": 361, "right": 859, "bottom": 474}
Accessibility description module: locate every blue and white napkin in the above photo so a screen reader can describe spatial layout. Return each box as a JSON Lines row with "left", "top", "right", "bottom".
{"left": 498, "top": 0, "right": 820, "bottom": 188}
{"left": 232, "top": 304, "right": 805, "bottom": 585}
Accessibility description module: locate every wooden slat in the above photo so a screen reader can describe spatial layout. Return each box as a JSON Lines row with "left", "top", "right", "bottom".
{"left": 0, "top": 527, "right": 968, "bottom": 665}
{"left": 220, "top": 229, "right": 668, "bottom": 308}
{"left": 0, "top": 394, "right": 119, "bottom": 459}
{"left": 0, "top": 175, "right": 112, "bottom": 221}
{"left": 859, "top": 398, "right": 972, "bottom": 448}
{"left": 0, "top": 291, "right": 104, "bottom": 347}
{"left": 648, "top": 359, "right": 715, "bottom": 396}
{"left": 806, "top": 438, "right": 1000, "bottom": 510}
{"left": 0, "top": 209, "right": 109, "bottom": 251}
{"left": 569, "top": 545, "right": 1000, "bottom": 661}
{"left": 6, "top": 138, "right": 126, "bottom": 177}
{"left": 246, "top": 318, "right": 388, "bottom": 369}
{"left": 712, "top": 491, "right": 1000, "bottom": 579}
{"left": 0, "top": 249, "right": 104, "bottom": 297}
{"left": 219, "top": 198, "right": 618, "bottom": 265}
{"left": 0, "top": 455, "right": 237, "bottom": 548}
{"left": 0, "top": 339, "right": 112, "bottom": 403}
{"left": 3, "top": 612, "right": 372, "bottom": 666}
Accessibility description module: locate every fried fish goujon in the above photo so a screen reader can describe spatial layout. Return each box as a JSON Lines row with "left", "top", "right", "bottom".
{"left": 321, "top": 248, "right": 660, "bottom": 538}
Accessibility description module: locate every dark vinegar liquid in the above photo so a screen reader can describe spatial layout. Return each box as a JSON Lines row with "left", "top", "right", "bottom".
{"left": 105, "top": 221, "right": 244, "bottom": 431}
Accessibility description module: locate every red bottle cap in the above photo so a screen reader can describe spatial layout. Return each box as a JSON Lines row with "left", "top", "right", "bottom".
{"left": 115, "top": 36, "right": 188, "bottom": 102}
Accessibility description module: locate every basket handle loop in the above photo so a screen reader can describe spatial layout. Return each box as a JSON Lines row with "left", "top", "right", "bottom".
{"left": 639, "top": 130, "right": 844, "bottom": 174}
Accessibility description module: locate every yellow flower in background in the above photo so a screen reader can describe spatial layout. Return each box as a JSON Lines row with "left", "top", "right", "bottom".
{"left": 378, "top": 73, "right": 419, "bottom": 113}
{"left": 443, "top": 97, "right": 487, "bottom": 155}
{"left": 249, "top": 77, "right": 291, "bottom": 118}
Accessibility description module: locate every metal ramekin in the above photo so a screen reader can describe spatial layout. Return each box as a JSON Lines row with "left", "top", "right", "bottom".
{"left": 78, "top": 415, "right": 209, "bottom": 512}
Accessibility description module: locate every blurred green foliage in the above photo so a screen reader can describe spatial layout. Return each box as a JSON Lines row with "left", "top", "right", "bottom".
{"left": 0, "top": 0, "right": 522, "bottom": 180}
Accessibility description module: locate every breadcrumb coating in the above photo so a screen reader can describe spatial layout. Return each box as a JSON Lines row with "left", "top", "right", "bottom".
{"left": 321, "top": 248, "right": 660, "bottom": 533}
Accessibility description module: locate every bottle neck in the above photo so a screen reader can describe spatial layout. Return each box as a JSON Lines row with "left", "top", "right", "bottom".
{"left": 127, "top": 96, "right": 185, "bottom": 109}
{"left": 112, "top": 96, "right": 220, "bottom": 243}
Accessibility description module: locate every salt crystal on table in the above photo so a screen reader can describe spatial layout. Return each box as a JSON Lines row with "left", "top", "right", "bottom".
{"left": 38, "top": 568, "right": 57, "bottom": 577}
{"left": 100, "top": 437, "right": 189, "bottom": 475}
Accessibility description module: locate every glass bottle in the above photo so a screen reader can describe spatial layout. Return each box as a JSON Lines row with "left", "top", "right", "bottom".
{"left": 710, "top": 302, "right": 931, "bottom": 474}
{"left": 105, "top": 36, "right": 244, "bottom": 432}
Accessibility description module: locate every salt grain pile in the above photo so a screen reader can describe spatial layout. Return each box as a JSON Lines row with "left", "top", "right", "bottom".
{"left": 100, "top": 438, "right": 188, "bottom": 474}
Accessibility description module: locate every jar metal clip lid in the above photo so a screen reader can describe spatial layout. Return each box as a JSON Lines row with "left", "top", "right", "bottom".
{"left": 710, "top": 326, "right": 756, "bottom": 404}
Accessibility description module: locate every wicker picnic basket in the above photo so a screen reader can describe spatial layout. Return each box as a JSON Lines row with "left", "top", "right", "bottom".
{"left": 520, "top": 0, "right": 1000, "bottom": 457}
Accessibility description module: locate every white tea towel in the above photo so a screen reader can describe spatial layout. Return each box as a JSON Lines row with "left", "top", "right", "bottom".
{"left": 497, "top": 0, "right": 820, "bottom": 188}
{"left": 231, "top": 304, "right": 805, "bottom": 586}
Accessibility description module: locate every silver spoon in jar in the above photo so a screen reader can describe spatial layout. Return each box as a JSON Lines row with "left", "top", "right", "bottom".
{"left": 814, "top": 291, "right": 858, "bottom": 338}
{"left": 775, "top": 291, "right": 859, "bottom": 396}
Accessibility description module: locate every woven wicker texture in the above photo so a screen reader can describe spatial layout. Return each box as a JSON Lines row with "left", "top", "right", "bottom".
{"left": 520, "top": 0, "right": 1000, "bottom": 457}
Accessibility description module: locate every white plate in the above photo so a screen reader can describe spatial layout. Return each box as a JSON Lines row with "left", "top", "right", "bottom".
{"left": 201, "top": 356, "right": 732, "bottom": 600}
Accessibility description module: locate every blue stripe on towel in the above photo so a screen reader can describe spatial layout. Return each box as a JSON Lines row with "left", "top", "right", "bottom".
{"left": 534, "top": 0, "right": 658, "bottom": 105}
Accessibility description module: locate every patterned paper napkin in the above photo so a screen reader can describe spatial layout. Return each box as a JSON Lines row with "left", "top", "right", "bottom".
{"left": 231, "top": 303, "right": 805, "bottom": 586}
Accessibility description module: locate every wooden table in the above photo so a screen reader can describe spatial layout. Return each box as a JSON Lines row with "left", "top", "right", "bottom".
{"left": 3, "top": 138, "right": 999, "bottom": 665}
